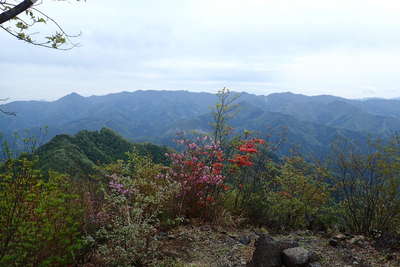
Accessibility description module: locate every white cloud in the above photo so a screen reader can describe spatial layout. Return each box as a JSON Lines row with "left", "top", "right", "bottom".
{"left": 1, "top": 0, "right": 400, "bottom": 100}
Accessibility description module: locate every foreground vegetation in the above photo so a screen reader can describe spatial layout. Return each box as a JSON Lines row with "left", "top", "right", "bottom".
{"left": 1, "top": 89, "right": 400, "bottom": 266}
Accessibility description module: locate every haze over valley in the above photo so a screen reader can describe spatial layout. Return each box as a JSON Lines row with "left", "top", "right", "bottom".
{"left": 2, "top": 90, "right": 400, "bottom": 158}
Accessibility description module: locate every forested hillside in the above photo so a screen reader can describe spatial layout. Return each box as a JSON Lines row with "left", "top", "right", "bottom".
{"left": 3, "top": 90, "right": 400, "bottom": 158}
{"left": 35, "top": 128, "right": 170, "bottom": 178}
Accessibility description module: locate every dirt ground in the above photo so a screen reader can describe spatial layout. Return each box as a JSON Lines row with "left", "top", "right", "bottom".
{"left": 159, "top": 225, "right": 400, "bottom": 267}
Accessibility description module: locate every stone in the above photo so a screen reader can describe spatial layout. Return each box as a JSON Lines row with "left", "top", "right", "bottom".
{"left": 247, "top": 234, "right": 298, "bottom": 267}
{"left": 334, "top": 233, "right": 346, "bottom": 240}
{"left": 239, "top": 235, "right": 251, "bottom": 245}
{"left": 282, "top": 247, "right": 311, "bottom": 267}
{"left": 167, "top": 234, "right": 176, "bottom": 240}
{"left": 308, "top": 263, "right": 322, "bottom": 267}
{"left": 349, "top": 235, "right": 365, "bottom": 245}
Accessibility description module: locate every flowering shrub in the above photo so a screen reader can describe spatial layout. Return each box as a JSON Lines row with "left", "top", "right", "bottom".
{"left": 229, "top": 154, "right": 253, "bottom": 167}
{"left": 228, "top": 138, "right": 265, "bottom": 167}
{"left": 84, "top": 151, "right": 179, "bottom": 266}
{"left": 226, "top": 138, "right": 267, "bottom": 209}
{"left": 164, "top": 136, "right": 227, "bottom": 219}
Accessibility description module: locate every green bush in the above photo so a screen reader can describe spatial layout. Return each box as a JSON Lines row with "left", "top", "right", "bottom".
{"left": 0, "top": 158, "right": 83, "bottom": 266}
{"left": 332, "top": 137, "right": 400, "bottom": 234}
{"left": 241, "top": 157, "right": 332, "bottom": 230}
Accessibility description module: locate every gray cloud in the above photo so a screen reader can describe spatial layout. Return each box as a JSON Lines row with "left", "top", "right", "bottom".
{"left": 2, "top": 0, "right": 400, "bottom": 101}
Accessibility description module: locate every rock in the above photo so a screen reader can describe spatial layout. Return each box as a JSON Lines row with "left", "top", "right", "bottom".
{"left": 254, "top": 228, "right": 269, "bottom": 237}
{"left": 308, "top": 263, "right": 322, "bottom": 267}
{"left": 349, "top": 235, "right": 365, "bottom": 245}
{"left": 228, "top": 233, "right": 239, "bottom": 239}
{"left": 239, "top": 235, "right": 251, "bottom": 245}
{"left": 334, "top": 233, "right": 347, "bottom": 240}
{"left": 282, "top": 247, "right": 310, "bottom": 267}
{"left": 249, "top": 232, "right": 259, "bottom": 241}
{"left": 156, "top": 231, "right": 168, "bottom": 240}
{"left": 167, "top": 234, "right": 176, "bottom": 240}
{"left": 247, "top": 234, "right": 298, "bottom": 267}
{"left": 329, "top": 233, "right": 349, "bottom": 247}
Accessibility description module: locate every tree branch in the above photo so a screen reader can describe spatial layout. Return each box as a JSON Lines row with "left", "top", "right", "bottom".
{"left": 0, "top": 0, "right": 37, "bottom": 24}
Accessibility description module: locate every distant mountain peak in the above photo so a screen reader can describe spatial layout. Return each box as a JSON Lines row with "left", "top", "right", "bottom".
{"left": 62, "top": 92, "right": 83, "bottom": 98}
{"left": 57, "top": 92, "right": 85, "bottom": 102}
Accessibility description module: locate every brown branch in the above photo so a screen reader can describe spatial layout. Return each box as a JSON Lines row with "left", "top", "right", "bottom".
{"left": 0, "top": 0, "right": 37, "bottom": 24}
{"left": 0, "top": 24, "right": 75, "bottom": 50}
{"left": 0, "top": 1, "right": 81, "bottom": 49}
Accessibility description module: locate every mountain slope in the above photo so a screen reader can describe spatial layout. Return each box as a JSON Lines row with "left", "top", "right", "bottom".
{"left": 2, "top": 90, "right": 400, "bottom": 158}
{"left": 35, "top": 128, "right": 170, "bottom": 178}
{"left": 263, "top": 93, "right": 400, "bottom": 135}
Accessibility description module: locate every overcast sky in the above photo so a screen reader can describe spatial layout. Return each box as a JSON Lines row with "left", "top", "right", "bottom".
{"left": 2, "top": 0, "right": 400, "bottom": 101}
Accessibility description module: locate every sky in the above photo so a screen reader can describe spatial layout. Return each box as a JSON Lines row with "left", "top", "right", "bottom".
{"left": 2, "top": 0, "right": 400, "bottom": 101}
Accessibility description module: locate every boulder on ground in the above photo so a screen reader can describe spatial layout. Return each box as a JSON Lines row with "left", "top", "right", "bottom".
{"left": 247, "top": 234, "right": 298, "bottom": 267}
{"left": 282, "top": 247, "right": 311, "bottom": 267}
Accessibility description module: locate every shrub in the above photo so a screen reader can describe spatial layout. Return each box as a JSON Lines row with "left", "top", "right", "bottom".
{"left": 0, "top": 157, "right": 83, "bottom": 266}
{"left": 242, "top": 156, "right": 331, "bottom": 230}
{"left": 85, "top": 151, "right": 179, "bottom": 266}
{"left": 332, "top": 137, "right": 400, "bottom": 234}
{"left": 164, "top": 136, "right": 226, "bottom": 220}
{"left": 226, "top": 138, "right": 268, "bottom": 210}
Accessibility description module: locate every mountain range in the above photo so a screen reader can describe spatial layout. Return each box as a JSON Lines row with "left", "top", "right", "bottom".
{"left": 2, "top": 90, "right": 400, "bottom": 158}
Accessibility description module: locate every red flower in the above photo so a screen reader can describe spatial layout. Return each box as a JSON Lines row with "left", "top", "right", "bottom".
{"left": 238, "top": 140, "right": 260, "bottom": 153}
{"left": 239, "top": 147, "right": 257, "bottom": 153}
{"left": 206, "top": 196, "right": 214, "bottom": 202}
{"left": 228, "top": 154, "right": 253, "bottom": 167}
{"left": 212, "top": 162, "right": 223, "bottom": 169}
{"left": 184, "top": 160, "right": 193, "bottom": 166}
{"left": 253, "top": 138, "right": 266, "bottom": 144}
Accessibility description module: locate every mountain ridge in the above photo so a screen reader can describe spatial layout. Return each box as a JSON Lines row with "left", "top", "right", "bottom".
{"left": 2, "top": 90, "right": 400, "bottom": 158}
